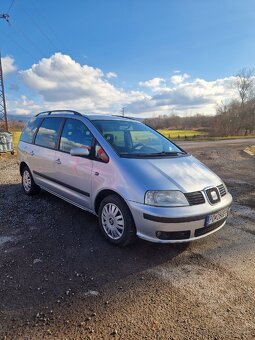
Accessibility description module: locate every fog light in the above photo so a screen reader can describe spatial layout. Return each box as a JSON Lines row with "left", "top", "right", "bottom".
{"left": 156, "top": 231, "right": 162, "bottom": 237}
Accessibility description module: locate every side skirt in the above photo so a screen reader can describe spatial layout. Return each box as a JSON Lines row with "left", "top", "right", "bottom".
{"left": 39, "top": 185, "right": 97, "bottom": 216}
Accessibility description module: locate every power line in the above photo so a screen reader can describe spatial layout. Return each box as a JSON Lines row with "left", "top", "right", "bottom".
{"left": 20, "top": 4, "right": 59, "bottom": 52}
{"left": 30, "top": 0, "right": 66, "bottom": 52}
{"left": 5, "top": 29, "right": 37, "bottom": 60}
{"left": 7, "top": 0, "right": 16, "bottom": 14}
{"left": 11, "top": 23, "right": 47, "bottom": 57}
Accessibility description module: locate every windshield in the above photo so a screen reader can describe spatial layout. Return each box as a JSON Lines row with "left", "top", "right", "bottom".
{"left": 92, "top": 120, "right": 185, "bottom": 157}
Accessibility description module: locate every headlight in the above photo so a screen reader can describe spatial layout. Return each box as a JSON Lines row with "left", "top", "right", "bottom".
{"left": 145, "top": 190, "right": 189, "bottom": 207}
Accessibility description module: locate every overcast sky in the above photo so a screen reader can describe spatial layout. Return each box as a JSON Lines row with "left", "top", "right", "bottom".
{"left": 1, "top": 0, "right": 255, "bottom": 117}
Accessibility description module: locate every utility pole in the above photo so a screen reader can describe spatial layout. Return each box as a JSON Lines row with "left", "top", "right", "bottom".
{"left": 122, "top": 107, "right": 125, "bottom": 117}
{"left": 0, "top": 13, "right": 10, "bottom": 130}
{"left": 0, "top": 53, "right": 8, "bottom": 131}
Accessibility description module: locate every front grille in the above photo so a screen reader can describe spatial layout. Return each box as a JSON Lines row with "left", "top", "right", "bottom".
{"left": 205, "top": 187, "right": 221, "bottom": 204}
{"left": 185, "top": 191, "right": 205, "bottom": 205}
{"left": 156, "top": 230, "right": 191, "bottom": 240}
{"left": 217, "top": 184, "right": 227, "bottom": 197}
{"left": 194, "top": 218, "right": 227, "bottom": 237}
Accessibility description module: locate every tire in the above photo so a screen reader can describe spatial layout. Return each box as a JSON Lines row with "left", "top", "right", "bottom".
{"left": 21, "top": 166, "right": 40, "bottom": 196}
{"left": 98, "top": 194, "right": 137, "bottom": 246}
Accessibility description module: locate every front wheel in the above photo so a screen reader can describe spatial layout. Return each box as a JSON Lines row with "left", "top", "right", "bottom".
{"left": 98, "top": 194, "right": 137, "bottom": 246}
{"left": 21, "top": 166, "right": 40, "bottom": 195}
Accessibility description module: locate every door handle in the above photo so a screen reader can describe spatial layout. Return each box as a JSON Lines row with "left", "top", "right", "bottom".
{"left": 30, "top": 151, "right": 34, "bottom": 156}
{"left": 55, "top": 158, "right": 61, "bottom": 164}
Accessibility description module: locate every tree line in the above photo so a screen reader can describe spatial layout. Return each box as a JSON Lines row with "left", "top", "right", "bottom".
{"left": 144, "top": 68, "right": 255, "bottom": 136}
{"left": 1, "top": 69, "right": 255, "bottom": 136}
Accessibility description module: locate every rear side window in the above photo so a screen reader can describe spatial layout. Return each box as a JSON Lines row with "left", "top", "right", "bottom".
{"left": 35, "top": 117, "right": 63, "bottom": 149}
{"left": 59, "top": 119, "right": 93, "bottom": 153}
{"left": 20, "top": 118, "right": 42, "bottom": 144}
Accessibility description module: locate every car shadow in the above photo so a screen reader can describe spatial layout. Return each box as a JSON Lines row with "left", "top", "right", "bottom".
{"left": 0, "top": 183, "right": 189, "bottom": 313}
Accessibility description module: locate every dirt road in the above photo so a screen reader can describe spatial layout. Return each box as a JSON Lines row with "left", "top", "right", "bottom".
{"left": 0, "top": 139, "right": 254, "bottom": 339}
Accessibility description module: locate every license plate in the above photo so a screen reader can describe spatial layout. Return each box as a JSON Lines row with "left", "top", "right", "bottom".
{"left": 205, "top": 208, "right": 229, "bottom": 227}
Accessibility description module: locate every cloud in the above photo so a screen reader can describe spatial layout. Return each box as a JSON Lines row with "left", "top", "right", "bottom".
{"left": 7, "top": 95, "right": 41, "bottom": 115}
{"left": 20, "top": 53, "right": 129, "bottom": 112}
{"left": 170, "top": 73, "right": 190, "bottom": 85}
{"left": 127, "top": 76, "right": 236, "bottom": 116}
{"left": 12, "top": 53, "right": 237, "bottom": 118}
{"left": 9, "top": 83, "right": 20, "bottom": 92}
{"left": 139, "top": 77, "right": 165, "bottom": 91}
{"left": 106, "top": 71, "right": 117, "bottom": 79}
{"left": 19, "top": 53, "right": 147, "bottom": 115}
{"left": 2, "top": 56, "right": 17, "bottom": 75}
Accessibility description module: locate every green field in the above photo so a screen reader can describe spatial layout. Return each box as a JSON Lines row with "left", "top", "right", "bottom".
{"left": 158, "top": 129, "right": 207, "bottom": 138}
{"left": 10, "top": 130, "right": 255, "bottom": 150}
{"left": 13, "top": 131, "right": 21, "bottom": 148}
{"left": 10, "top": 130, "right": 206, "bottom": 150}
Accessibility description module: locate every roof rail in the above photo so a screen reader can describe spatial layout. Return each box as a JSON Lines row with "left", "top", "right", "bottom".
{"left": 111, "top": 115, "right": 137, "bottom": 120}
{"left": 36, "top": 110, "right": 82, "bottom": 117}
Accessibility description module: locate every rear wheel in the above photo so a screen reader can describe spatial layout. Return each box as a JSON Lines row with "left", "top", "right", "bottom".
{"left": 21, "top": 166, "right": 40, "bottom": 195}
{"left": 98, "top": 194, "right": 137, "bottom": 246}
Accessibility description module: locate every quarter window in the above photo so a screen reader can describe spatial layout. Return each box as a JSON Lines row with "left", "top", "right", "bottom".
{"left": 59, "top": 119, "right": 93, "bottom": 153}
{"left": 35, "top": 117, "right": 63, "bottom": 149}
{"left": 20, "top": 118, "right": 42, "bottom": 144}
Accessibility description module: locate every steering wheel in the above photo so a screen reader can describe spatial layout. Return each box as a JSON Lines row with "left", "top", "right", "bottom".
{"left": 132, "top": 143, "right": 145, "bottom": 150}
{"left": 132, "top": 143, "right": 157, "bottom": 153}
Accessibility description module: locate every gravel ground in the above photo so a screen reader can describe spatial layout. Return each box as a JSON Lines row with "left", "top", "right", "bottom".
{"left": 0, "top": 140, "right": 254, "bottom": 339}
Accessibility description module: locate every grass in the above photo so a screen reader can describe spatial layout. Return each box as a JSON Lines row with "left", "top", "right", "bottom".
{"left": 158, "top": 129, "right": 207, "bottom": 138}
{"left": 12, "top": 131, "right": 21, "bottom": 149}
{"left": 244, "top": 146, "right": 255, "bottom": 156}
{"left": 8, "top": 129, "right": 255, "bottom": 150}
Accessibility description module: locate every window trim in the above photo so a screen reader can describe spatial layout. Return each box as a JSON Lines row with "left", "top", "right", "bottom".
{"left": 90, "top": 119, "right": 187, "bottom": 158}
{"left": 21, "top": 116, "right": 110, "bottom": 164}
{"left": 19, "top": 117, "right": 43, "bottom": 145}
{"left": 34, "top": 117, "right": 65, "bottom": 150}
{"left": 55, "top": 118, "right": 109, "bottom": 163}
{"left": 56, "top": 118, "right": 95, "bottom": 157}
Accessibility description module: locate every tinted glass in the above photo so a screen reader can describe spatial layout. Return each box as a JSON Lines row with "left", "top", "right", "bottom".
{"left": 20, "top": 118, "right": 42, "bottom": 144}
{"left": 35, "top": 117, "right": 63, "bottom": 149}
{"left": 93, "top": 120, "right": 184, "bottom": 157}
{"left": 60, "top": 119, "right": 93, "bottom": 153}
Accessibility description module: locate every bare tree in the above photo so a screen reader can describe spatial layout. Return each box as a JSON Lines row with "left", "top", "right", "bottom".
{"left": 235, "top": 68, "right": 255, "bottom": 105}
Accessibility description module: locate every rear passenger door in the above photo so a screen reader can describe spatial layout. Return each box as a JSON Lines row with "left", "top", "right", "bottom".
{"left": 18, "top": 117, "right": 43, "bottom": 170}
{"left": 54, "top": 118, "right": 94, "bottom": 209}
{"left": 32, "top": 117, "right": 64, "bottom": 191}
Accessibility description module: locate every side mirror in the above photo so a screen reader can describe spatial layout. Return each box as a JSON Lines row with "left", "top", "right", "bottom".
{"left": 70, "top": 147, "right": 90, "bottom": 157}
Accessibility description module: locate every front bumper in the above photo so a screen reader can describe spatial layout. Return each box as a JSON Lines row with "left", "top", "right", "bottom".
{"left": 127, "top": 192, "right": 233, "bottom": 243}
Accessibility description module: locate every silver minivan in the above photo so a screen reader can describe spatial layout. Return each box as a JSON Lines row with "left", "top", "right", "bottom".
{"left": 18, "top": 110, "right": 232, "bottom": 246}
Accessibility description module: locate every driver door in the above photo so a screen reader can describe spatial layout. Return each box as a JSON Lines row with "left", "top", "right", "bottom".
{"left": 54, "top": 118, "right": 94, "bottom": 209}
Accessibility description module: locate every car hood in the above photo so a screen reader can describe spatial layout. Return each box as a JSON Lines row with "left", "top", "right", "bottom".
{"left": 120, "top": 155, "right": 222, "bottom": 193}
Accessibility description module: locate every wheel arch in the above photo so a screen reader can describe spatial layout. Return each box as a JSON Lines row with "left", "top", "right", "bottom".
{"left": 94, "top": 189, "right": 128, "bottom": 215}
{"left": 19, "top": 161, "right": 28, "bottom": 176}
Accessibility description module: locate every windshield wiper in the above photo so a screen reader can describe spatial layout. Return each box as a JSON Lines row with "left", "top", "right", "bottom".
{"left": 148, "top": 151, "right": 186, "bottom": 156}
{"left": 120, "top": 151, "right": 186, "bottom": 158}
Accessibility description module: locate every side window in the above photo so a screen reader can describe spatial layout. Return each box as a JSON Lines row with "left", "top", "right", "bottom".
{"left": 95, "top": 141, "right": 109, "bottom": 163}
{"left": 35, "top": 117, "right": 63, "bottom": 149}
{"left": 59, "top": 119, "right": 93, "bottom": 153}
{"left": 20, "top": 118, "right": 42, "bottom": 144}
